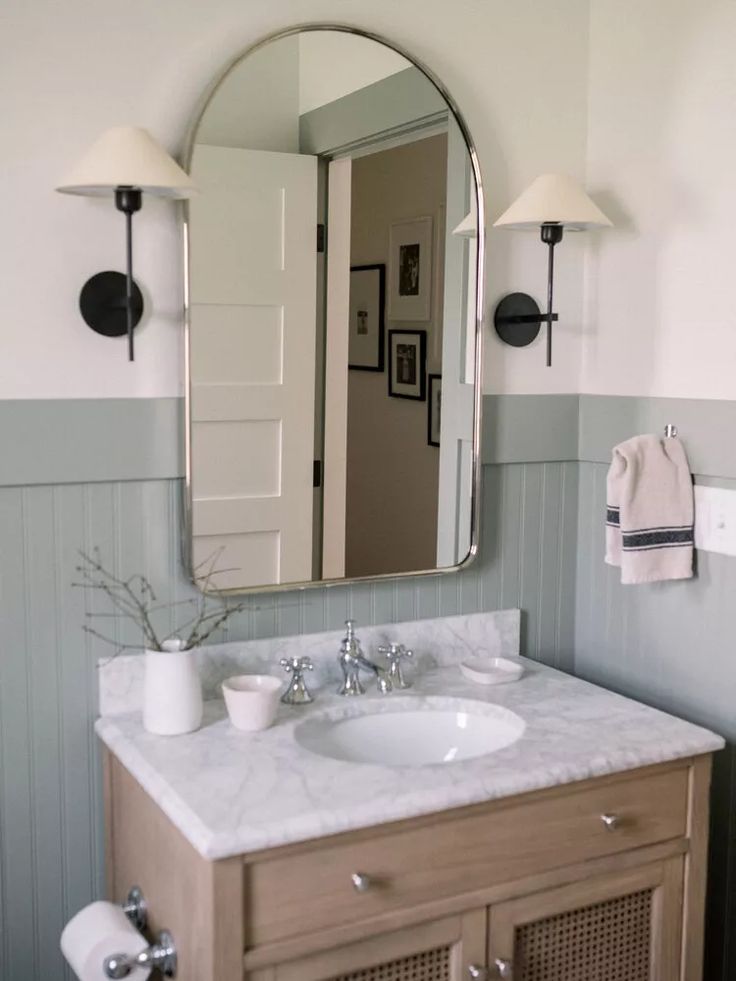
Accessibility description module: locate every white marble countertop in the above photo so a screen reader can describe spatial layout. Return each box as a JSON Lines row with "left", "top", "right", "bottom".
{"left": 96, "top": 658, "right": 724, "bottom": 861}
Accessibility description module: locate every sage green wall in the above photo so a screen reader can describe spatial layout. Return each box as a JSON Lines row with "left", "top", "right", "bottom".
{"left": 299, "top": 66, "right": 447, "bottom": 156}
{"left": 573, "top": 399, "right": 736, "bottom": 981}
{"left": 0, "top": 411, "right": 578, "bottom": 979}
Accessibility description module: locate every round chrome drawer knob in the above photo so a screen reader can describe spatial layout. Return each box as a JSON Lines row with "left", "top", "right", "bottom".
{"left": 601, "top": 813, "right": 619, "bottom": 831}
{"left": 494, "top": 958, "right": 513, "bottom": 978}
{"left": 468, "top": 966, "right": 489, "bottom": 980}
{"left": 350, "top": 872, "right": 372, "bottom": 893}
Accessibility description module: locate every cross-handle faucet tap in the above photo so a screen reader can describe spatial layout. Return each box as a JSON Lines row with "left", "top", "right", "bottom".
{"left": 338, "top": 620, "right": 392, "bottom": 696}
{"left": 377, "top": 643, "right": 414, "bottom": 689}
{"left": 279, "top": 656, "right": 314, "bottom": 705}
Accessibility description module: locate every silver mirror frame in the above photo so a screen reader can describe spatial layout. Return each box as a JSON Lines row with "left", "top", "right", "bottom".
{"left": 180, "top": 23, "right": 485, "bottom": 595}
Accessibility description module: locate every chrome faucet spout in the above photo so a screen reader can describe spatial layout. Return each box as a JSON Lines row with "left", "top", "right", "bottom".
{"left": 337, "top": 620, "right": 392, "bottom": 696}
{"left": 354, "top": 653, "right": 392, "bottom": 694}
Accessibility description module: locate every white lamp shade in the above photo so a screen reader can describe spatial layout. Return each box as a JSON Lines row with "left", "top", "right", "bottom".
{"left": 56, "top": 126, "right": 197, "bottom": 199}
{"left": 494, "top": 173, "right": 611, "bottom": 231}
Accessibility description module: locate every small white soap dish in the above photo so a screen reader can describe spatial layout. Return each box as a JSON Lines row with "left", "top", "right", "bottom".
{"left": 459, "top": 656, "right": 524, "bottom": 686}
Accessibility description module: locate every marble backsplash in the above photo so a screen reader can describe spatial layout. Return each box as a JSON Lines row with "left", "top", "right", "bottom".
{"left": 99, "top": 609, "right": 520, "bottom": 716}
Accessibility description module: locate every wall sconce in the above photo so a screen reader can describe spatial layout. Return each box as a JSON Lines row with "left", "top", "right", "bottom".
{"left": 56, "top": 126, "right": 196, "bottom": 361}
{"left": 493, "top": 173, "right": 611, "bottom": 366}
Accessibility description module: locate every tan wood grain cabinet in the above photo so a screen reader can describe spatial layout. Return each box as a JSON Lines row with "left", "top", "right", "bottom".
{"left": 104, "top": 750, "right": 713, "bottom": 981}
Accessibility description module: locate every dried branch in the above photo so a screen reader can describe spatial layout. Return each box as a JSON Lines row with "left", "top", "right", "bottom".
{"left": 74, "top": 548, "right": 255, "bottom": 661}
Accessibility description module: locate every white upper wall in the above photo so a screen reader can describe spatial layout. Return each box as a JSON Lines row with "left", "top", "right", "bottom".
{"left": 582, "top": 0, "right": 736, "bottom": 399}
{"left": 7, "top": 0, "right": 731, "bottom": 401}
{"left": 481, "top": 4, "right": 590, "bottom": 395}
{"left": 1, "top": 0, "right": 589, "bottom": 399}
{"left": 297, "top": 32, "right": 408, "bottom": 115}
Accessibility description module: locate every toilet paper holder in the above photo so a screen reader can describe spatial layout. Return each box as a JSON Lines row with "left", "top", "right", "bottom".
{"left": 104, "top": 886, "right": 177, "bottom": 978}
{"left": 121, "top": 886, "right": 147, "bottom": 932}
{"left": 103, "top": 929, "right": 177, "bottom": 978}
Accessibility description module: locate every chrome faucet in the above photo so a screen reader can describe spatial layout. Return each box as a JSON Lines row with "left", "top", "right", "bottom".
{"left": 338, "top": 620, "right": 392, "bottom": 696}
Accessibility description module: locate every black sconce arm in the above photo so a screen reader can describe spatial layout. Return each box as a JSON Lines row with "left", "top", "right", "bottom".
{"left": 493, "top": 222, "right": 564, "bottom": 367}
{"left": 114, "top": 187, "right": 143, "bottom": 362}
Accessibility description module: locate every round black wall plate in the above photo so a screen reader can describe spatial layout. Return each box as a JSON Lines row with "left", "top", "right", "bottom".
{"left": 494, "top": 292, "right": 542, "bottom": 347}
{"left": 79, "top": 271, "right": 143, "bottom": 338}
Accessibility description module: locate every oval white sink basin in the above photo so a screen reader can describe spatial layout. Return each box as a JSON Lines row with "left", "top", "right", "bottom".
{"left": 294, "top": 696, "right": 525, "bottom": 766}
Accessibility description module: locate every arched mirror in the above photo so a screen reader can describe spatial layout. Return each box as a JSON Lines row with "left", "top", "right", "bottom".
{"left": 183, "top": 26, "right": 484, "bottom": 593}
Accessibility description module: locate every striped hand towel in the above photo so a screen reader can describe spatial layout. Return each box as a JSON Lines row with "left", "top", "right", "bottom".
{"left": 605, "top": 434, "right": 693, "bottom": 585}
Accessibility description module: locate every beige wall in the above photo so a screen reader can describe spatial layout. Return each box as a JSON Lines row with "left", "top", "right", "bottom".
{"left": 346, "top": 134, "right": 447, "bottom": 577}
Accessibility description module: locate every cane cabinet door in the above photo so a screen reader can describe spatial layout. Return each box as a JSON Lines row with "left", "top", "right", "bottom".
{"left": 486, "top": 859, "right": 684, "bottom": 981}
{"left": 249, "top": 909, "right": 486, "bottom": 981}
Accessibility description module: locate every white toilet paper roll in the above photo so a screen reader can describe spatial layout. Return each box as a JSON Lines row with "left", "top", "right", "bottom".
{"left": 61, "top": 901, "right": 151, "bottom": 981}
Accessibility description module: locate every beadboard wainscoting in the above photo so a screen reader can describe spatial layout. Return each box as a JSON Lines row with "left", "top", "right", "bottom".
{"left": 6, "top": 392, "right": 736, "bottom": 981}
{"left": 573, "top": 397, "right": 736, "bottom": 981}
{"left": 0, "top": 460, "right": 578, "bottom": 981}
{"left": 575, "top": 462, "right": 736, "bottom": 981}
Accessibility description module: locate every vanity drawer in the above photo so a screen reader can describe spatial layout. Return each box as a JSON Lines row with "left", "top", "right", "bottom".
{"left": 244, "top": 764, "right": 689, "bottom": 947}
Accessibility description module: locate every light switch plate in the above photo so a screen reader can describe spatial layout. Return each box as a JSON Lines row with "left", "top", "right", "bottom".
{"left": 694, "top": 484, "right": 736, "bottom": 556}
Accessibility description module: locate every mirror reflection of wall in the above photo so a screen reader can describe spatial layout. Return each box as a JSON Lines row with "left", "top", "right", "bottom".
{"left": 186, "top": 30, "right": 480, "bottom": 593}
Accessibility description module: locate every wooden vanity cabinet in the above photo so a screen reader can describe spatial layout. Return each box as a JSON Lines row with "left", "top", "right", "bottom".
{"left": 103, "top": 751, "right": 712, "bottom": 981}
{"left": 247, "top": 909, "right": 487, "bottom": 981}
{"left": 486, "top": 860, "right": 684, "bottom": 981}
{"left": 248, "top": 860, "right": 683, "bottom": 981}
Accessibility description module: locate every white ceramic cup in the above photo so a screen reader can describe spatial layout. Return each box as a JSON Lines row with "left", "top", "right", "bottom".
{"left": 222, "top": 675, "right": 282, "bottom": 731}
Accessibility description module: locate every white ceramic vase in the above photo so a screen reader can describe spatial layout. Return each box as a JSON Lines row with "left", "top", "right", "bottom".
{"left": 142, "top": 638, "right": 203, "bottom": 735}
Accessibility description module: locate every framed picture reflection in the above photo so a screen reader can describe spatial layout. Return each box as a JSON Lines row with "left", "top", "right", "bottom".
{"left": 388, "top": 217, "right": 433, "bottom": 321}
{"left": 348, "top": 264, "right": 385, "bottom": 371}
{"left": 388, "top": 330, "right": 426, "bottom": 401}
{"left": 428, "top": 373, "right": 442, "bottom": 446}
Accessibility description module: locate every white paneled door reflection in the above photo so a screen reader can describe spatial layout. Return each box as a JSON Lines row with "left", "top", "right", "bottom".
{"left": 189, "top": 145, "right": 317, "bottom": 588}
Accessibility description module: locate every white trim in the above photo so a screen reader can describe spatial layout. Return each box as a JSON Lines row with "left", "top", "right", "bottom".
{"left": 324, "top": 114, "right": 449, "bottom": 161}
